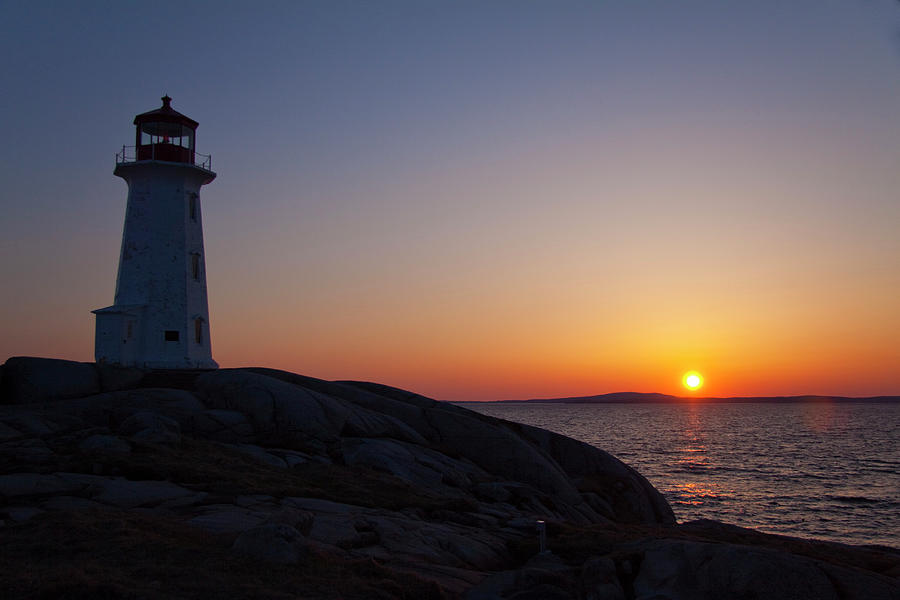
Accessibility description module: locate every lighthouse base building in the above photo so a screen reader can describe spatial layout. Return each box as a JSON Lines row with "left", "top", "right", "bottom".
{"left": 93, "top": 97, "right": 217, "bottom": 369}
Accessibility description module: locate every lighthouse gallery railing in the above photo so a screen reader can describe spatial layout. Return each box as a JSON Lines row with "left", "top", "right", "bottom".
{"left": 116, "top": 145, "right": 212, "bottom": 171}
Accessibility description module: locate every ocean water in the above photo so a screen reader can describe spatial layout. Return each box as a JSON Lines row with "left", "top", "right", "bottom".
{"left": 461, "top": 402, "right": 900, "bottom": 548}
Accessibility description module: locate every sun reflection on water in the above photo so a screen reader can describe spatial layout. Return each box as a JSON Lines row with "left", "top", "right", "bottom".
{"left": 667, "top": 481, "right": 732, "bottom": 506}
{"left": 676, "top": 406, "right": 710, "bottom": 469}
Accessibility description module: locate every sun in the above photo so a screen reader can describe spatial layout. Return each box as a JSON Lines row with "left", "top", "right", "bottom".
{"left": 683, "top": 371, "right": 704, "bottom": 391}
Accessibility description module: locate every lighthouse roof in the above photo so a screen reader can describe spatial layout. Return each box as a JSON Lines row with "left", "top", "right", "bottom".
{"left": 92, "top": 304, "right": 146, "bottom": 316}
{"left": 133, "top": 96, "right": 199, "bottom": 130}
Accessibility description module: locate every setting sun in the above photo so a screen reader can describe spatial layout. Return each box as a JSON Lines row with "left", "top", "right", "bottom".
{"left": 683, "top": 371, "right": 704, "bottom": 391}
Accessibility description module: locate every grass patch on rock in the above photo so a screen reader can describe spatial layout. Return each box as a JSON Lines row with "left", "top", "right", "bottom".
{"left": 1, "top": 509, "right": 448, "bottom": 600}
{"left": 43, "top": 437, "right": 477, "bottom": 515}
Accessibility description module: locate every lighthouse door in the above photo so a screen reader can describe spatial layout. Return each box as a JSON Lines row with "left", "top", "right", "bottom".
{"left": 120, "top": 318, "right": 138, "bottom": 365}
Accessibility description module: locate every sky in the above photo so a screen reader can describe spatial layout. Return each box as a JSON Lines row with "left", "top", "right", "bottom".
{"left": 1, "top": 0, "right": 899, "bottom": 400}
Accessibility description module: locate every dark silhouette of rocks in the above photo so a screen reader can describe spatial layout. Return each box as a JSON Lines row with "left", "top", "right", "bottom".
{"left": 0, "top": 356, "right": 897, "bottom": 599}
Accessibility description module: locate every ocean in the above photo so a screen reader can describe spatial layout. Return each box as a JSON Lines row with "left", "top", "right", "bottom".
{"left": 461, "top": 401, "right": 899, "bottom": 548}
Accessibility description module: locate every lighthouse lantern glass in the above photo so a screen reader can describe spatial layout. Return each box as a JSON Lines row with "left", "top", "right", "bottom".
{"left": 140, "top": 122, "right": 195, "bottom": 150}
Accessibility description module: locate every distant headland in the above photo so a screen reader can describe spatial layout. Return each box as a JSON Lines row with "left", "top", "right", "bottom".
{"left": 460, "top": 392, "right": 900, "bottom": 404}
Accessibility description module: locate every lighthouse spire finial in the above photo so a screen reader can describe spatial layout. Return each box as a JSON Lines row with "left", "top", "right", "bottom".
{"left": 161, "top": 95, "right": 172, "bottom": 108}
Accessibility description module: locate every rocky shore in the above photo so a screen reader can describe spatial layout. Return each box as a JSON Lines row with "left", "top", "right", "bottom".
{"left": 1, "top": 356, "right": 897, "bottom": 599}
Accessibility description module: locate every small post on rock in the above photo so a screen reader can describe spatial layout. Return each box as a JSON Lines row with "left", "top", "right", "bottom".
{"left": 536, "top": 520, "right": 548, "bottom": 554}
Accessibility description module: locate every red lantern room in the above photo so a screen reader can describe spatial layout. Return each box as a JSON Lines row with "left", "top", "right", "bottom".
{"left": 133, "top": 95, "right": 199, "bottom": 164}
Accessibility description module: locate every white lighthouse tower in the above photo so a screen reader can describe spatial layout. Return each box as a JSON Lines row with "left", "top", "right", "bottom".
{"left": 93, "top": 96, "right": 217, "bottom": 369}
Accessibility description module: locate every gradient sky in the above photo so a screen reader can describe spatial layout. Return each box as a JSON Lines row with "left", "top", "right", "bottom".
{"left": 2, "top": 1, "right": 899, "bottom": 400}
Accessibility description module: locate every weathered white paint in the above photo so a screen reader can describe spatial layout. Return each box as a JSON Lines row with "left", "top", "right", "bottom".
{"left": 94, "top": 159, "right": 217, "bottom": 368}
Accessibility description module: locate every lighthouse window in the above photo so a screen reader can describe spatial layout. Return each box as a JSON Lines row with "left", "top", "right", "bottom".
{"left": 194, "top": 319, "right": 203, "bottom": 345}
{"left": 189, "top": 195, "right": 197, "bottom": 221}
{"left": 164, "top": 330, "right": 180, "bottom": 342}
{"left": 126, "top": 321, "right": 134, "bottom": 339}
{"left": 191, "top": 254, "right": 200, "bottom": 280}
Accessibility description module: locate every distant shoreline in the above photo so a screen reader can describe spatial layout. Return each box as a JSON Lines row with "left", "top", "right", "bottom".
{"left": 452, "top": 393, "right": 900, "bottom": 404}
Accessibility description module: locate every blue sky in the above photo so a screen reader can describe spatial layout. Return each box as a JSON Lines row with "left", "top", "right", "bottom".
{"left": 2, "top": 1, "right": 899, "bottom": 398}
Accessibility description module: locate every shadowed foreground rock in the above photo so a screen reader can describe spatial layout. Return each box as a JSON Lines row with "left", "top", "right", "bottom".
{"left": 0, "top": 357, "right": 897, "bottom": 599}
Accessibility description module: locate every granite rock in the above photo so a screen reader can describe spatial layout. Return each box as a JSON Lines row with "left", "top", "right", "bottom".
{"left": 1, "top": 357, "right": 100, "bottom": 404}
{"left": 196, "top": 370, "right": 349, "bottom": 454}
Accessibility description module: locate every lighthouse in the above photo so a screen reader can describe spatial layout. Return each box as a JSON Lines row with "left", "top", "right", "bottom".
{"left": 93, "top": 96, "right": 217, "bottom": 369}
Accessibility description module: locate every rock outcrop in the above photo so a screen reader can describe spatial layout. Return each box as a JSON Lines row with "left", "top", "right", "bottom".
{"left": 0, "top": 356, "right": 897, "bottom": 599}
